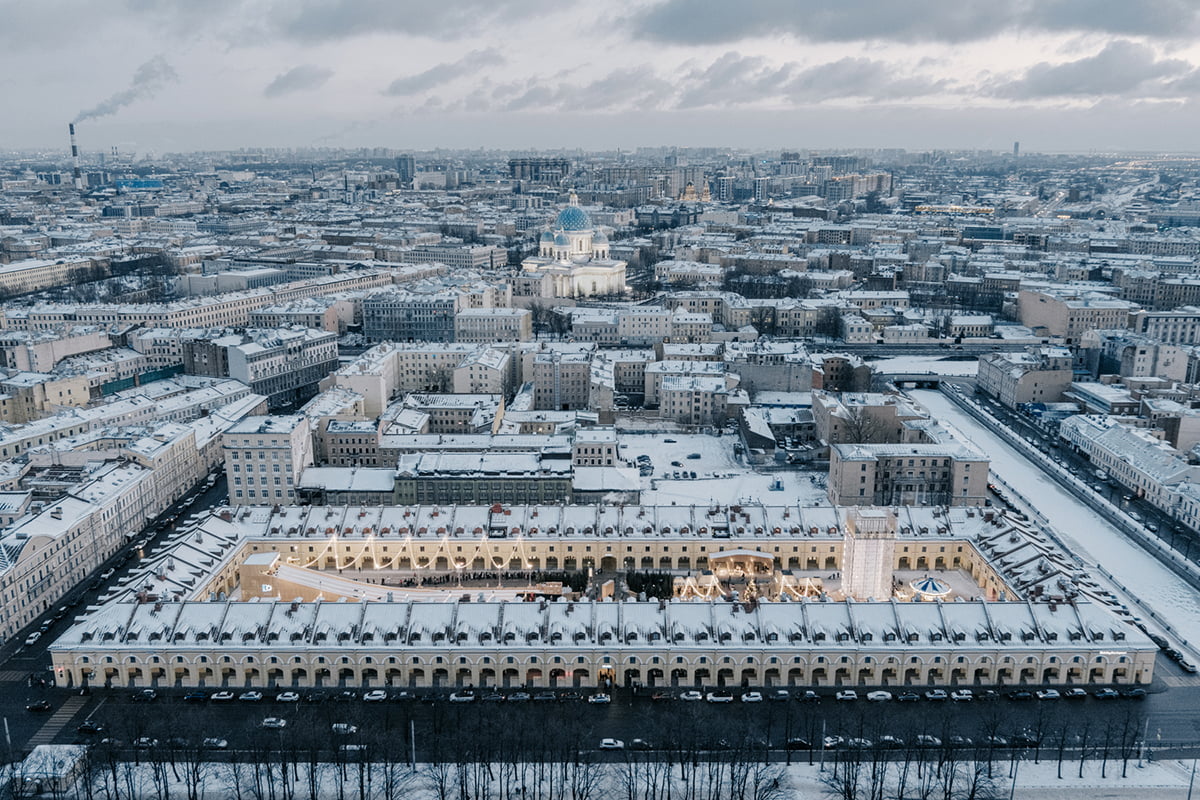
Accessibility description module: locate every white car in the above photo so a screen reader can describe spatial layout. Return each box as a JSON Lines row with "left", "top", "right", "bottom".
{"left": 362, "top": 690, "right": 388, "bottom": 703}
{"left": 866, "top": 691, "right": 892, "bottom": 702}
{"left": 449, "top": 691, "right": 476, "bottom": 703}
{"left": 679, "top": 690, "right": 703, "bottom": 701}
{"left": 950, "top": 690, "right": 974, "bottom": 702}
{"left": 705, "top": 692, "right": 734, "bottom": 703}
{"left": 587, "top": 693, "right": 611, "bottom": 704}
{"left": 23, "top": 632, "right": 40, "bottom": 647}
{"left": 238, "top": 691, "right": 264, "bottom": 702}
{"left": 210, "top": 691, "right": 235, "bottom": 702}
{"left": 1035, "top": 689, "right": 1061, "bottom": 701}
{"left": 331, "top": 723, "right": 358, "bottom": 735}
{"left": 835, "top": 690, "right": 858, "bottom": 701}
{"left": 202, "top": 738, "right": 228, "bottom": 749}
{"left": 260, "top": 718, "right": 287, "bottom": 730}
{"left": 924, "top": 689, "right": 948, "bottom": 701}
{"left": 599, "top": 738, "right": 625, "bottom": 750}
{"left": 740, "top": 692, "right": 763, "bottom": 703}
{"left": 275, "top": 691, "right": 300, "bottom": 703}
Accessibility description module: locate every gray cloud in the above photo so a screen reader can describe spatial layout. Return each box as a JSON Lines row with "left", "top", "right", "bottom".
{"left": 989, "top": 41, "right": 1192, "bottom": 99}
{"left": 385, "top": 49, "right": 504, "bottom": 96}
{"left": 264, "top": 64, "right": 333, "bottom": 97}
{"left": 75, "top": 55, "right": 179, "bottom": 123}
{"left": 784, "top": 58, "right": 951, "bottom": 102}
{"left": 272, "top": 0, "right": 560, "bottom": 42}
{"left": 630, "top": 0, "right": 1200, "bottom": 44}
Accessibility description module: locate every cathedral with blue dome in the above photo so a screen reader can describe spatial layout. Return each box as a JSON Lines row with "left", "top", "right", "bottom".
{"left": 518, "top": 194, "right": 627, "bottom": 298}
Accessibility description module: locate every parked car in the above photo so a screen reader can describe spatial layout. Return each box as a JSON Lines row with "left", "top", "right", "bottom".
{"left": 1094, "top": 688, "right": 1120, "bottom": 700}
{"left": 77, "top": 720, "right": 104, "bottom": 734}
{"left": 203, "top": 738, "right": 229, "bottom": 749}
{"left": 331, "top": 723, "right": 358, "bottom": 735}
{"left": 238, "top": 691, "right": 264, "bottom": 702}
{"left": 866, "top": 691, "right": 892, "bottom": 702}
{"left": 897, "top": 692, "right": 920, "bottom": 702}
{"left": 768, "top": 689, "right": 790, "bottom": 702}
{"left": 261, "top": 718, "right": 287, "bottom": 730}
{"left": 705, "top": 691, "right": 734, "bottom": 703}
{"left": 835, "top": 690, "right": 858, "bottom": 702}
{"left": 915, "top": 735, "right": 942, "bottom": 747}
{"left": 679, "top": 690, "right": 703, "bottom": 702}
{"left": 275, "top": 691, "right": 300, "bottom": 703}
{"left": 448, "top": 691, "right": 476, "bottom": 703}
{"left": 588, "top": 693, "right": 611, "bottom": 704}
{"left": 183, "top": 691, "right": 208, "bottom": 702}
{"left": 799, "top": 690, "right": 821, "bottom": 702}
{"left": 950, "top": 690, "right": 974, "bottom": 702}
{"left": 599, "top": 738, "right": 624, "bottom": 750}
{"left": 509, "top": 692, "right": 532, "bottom": 702}
{"left": 131, "top": 689, "right": 157, "bottom": 702}
{"left": 924, "top": 689, "right": 948, "bottom": 701}
{"left": 740, "top": 691, "right": 764, "bottom": 703}
{"left": 362, "top": 690, "right": 388, "bottom": 703}
{"left": 210, "top": 691, "right": 235, "bottom": 702}
{"left": 1035, "top": 689, "right": 1061, "bottom": 701}
{"left": 26, "top": 700, "right": 52, "bottom": 713}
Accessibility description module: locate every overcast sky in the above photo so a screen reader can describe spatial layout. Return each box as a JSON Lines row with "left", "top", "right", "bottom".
{"left": 3, "top": 0, "right": 1200, "bottom": 154}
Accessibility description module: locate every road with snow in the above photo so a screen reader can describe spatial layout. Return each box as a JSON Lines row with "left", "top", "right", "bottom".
{"left": 912, "top": 389, "right": 1200, "bottom": 650}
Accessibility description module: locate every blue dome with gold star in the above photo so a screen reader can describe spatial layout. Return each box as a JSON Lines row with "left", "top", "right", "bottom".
{"left": 556, "top": 205, "right": 590, "bottom": 231}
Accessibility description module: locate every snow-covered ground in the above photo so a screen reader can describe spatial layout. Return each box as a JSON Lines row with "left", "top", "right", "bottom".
{"left": 619, "top": 433, "right": 828, "bottom": 506}
{"left": 913, "top": 389, "right": 1200, "bottom": 648}
{"left": 869, "top": 356, "right": 979, "bottom": 376}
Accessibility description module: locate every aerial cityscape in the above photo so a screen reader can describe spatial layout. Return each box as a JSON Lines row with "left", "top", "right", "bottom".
{"left": 4, "top": 3, "right": 1200, "bottom": 799}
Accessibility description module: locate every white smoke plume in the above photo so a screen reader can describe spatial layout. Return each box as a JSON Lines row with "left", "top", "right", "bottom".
{"left": 75, "top": 56, "right": 178, "bottom": 123}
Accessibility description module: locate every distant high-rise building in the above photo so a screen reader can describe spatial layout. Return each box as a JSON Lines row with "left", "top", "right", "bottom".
{"left": 508, "top": 157, "right": 570, "bottom": 184}
{"left": 1013, "top": 141, "right": 1020, "bottom": 157}
{"left": 396, "top": 154, "right": 415, "bottom": 185}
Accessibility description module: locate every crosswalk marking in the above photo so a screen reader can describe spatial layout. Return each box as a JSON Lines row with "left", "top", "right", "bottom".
{"left": 25, "top": 697, "right": 87, "bottom": 748}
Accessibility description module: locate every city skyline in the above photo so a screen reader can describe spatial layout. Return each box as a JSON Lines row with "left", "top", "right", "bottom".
{"left": 3, "top": 0, "right": 1200, "bottom": 153}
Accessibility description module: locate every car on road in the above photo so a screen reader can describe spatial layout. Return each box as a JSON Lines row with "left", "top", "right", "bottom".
{"left": 333, "top": 691, "right": 358, "bottom": 702}
{"left": 878, "top": 736, "right": 905, "bottom": 749}
{"left": 331, "top": 723, "right": 358, "bottom": 735}
{"left": 534, "top": 691, "right": 557, "bottom": 702}
{"left": 77, "top": 721, "right": 104, "bottom": 734}
{"left": 183, "top": 691, "right": 208, "bottom": 702}
{"left": 800, "top": 690, "right": 821, "bottom": 702}
{"left": 203, "top": 738, "right": 228, "bottom": 749}
{"left": 261, "top": 718, "right": 287, "bottom": 730}
{"left": 392, "top": 691, "right": 416, "bottom": 702}
{"left": 740, "top": 691, "right": 763, "bottom": 703}
{"left": 133, "top": 737, "right": 158, "bottom": 748}
{"left": 588, "top": 693, "right": 611, "bottom": 704}
{"left": 686, "top": 453, "right": 701, "bottom": 459}
{"left": 822, "top": 736, "right": 844, "bottom": 750}
{"left": 449, "top": 691, "right": 476, "bottom": 703}
{"left": 679, "top": 691, "right": 703, "bottom": 702}
{"left": 915, "top": 735, "right": 942, "bottom": 748}
{"left": 276, "top": 691, "right": 300, "bottom": 703}
{"left": 99, "top": 568, "right": 115, "bottom": 581}
{"left": 1094, "top": 688, "right": 1120, "bottom": 699}
{"left": 1035, "top": 689, "right": 1060, "bottom": 701}
{"left": 629, "top": 739, "right": 653, "bottom": 751}
{"left": 131, "top": 689, "right": 157, "bottom": 702}
{"left": 768, "top": 689, "right": 790, "bottom": 702}
{"left": 866, "top": 691, "right": 892, "bottom": 702}
{"left": 950, "top": 690, "right": 974, "bottom": 702}
{"left": 211, "top": 691, "right": 235, "bottom": 702}
{"left": 1064, "top": 688, "right": 1087, "bottom": 699}
{"left": 1011, "top": 732, "right": 1040, "bottom": 747}
{"left": 1006, "top": 690, "right": 1033, "bottom": 701}
{"left": 362, "top": 690, "right": 388, "bottom": 703}
{"left": 26, "top": 700, "right": 52, "bottom": 713}
{"left": 651, "top": 692, "right": 674, "bottom": 702}
{"left": 599, "top": 739, "right": 624, "bottom": 750}
{"left": 1122, "top": 688, "right": 1147, "bottom": 699}
{"left": 835, "top": 690, "right": 858, "bottom": 701}
{"left": 897, "top": 692, "right": 920, "bottom": 702}
{"left": 984, "top": 735, "right": 1009, "bottom": 747}
{"left": 305, "top": 691, "right": 327, "bottom": 703}
{"left": 706, "top": 691, "right": 734, "bottom": 703}
{"left": 786, "top": 738, "right": 813, "bottom": 751}
{"left": 23, "top": 632, "right": 41, "bottom": 647}
{"left": 482, "top": 693, "right": 504, "bottom": 702}
{"left": 924, "top": 690, "right": 948, "bottom": 701}
{"left": 239, "top": 691, "right": 264, "bottom": 702}
{"left": 509, "top": 692, "right": 532, "bottom": 702}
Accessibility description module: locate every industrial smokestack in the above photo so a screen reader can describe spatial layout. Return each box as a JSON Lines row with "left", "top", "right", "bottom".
{"left": 68, "top": 123, "right": 83, "bottom": 190}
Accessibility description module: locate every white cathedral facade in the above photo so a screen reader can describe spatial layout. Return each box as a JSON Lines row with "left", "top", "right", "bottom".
{"left": 518, "top": 199, "right": 627, "bottom": 298}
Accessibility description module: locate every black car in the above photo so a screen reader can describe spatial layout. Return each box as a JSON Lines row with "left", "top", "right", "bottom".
{"left": 26, "top": 700, "right": 53, "bottom": 712}
{"left": 1006, "top": 690, "right": 1033, "bottom": 701}
{"left": 1122, "top": 688, "right": 1147, "bottom": 699}
{"left": 391, "top": 691, "right": 416, "bottom": 702}
{"left": 130, "top": 689, "right": 157, "bottom": 702}
{"left": 304, "top": 691, "right": 327, "bottom": 703}
{"left": 534, "top": 691, "right": 558, "bottom": 702}
{"left": 786, "top": 738, "right": 813, "bottom": 751}
{"left": 77, "top": 720, "right": 104, "bottom": 734}
{"left": 629, "top": 739, "right": 653, "bottom": 751}
{"left": 333, "top": 691, "right": 357, "bottom": 702}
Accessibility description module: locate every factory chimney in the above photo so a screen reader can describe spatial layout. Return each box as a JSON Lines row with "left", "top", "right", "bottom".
{"left": 68, "top": 123, "right": 84, "bottom": 190}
